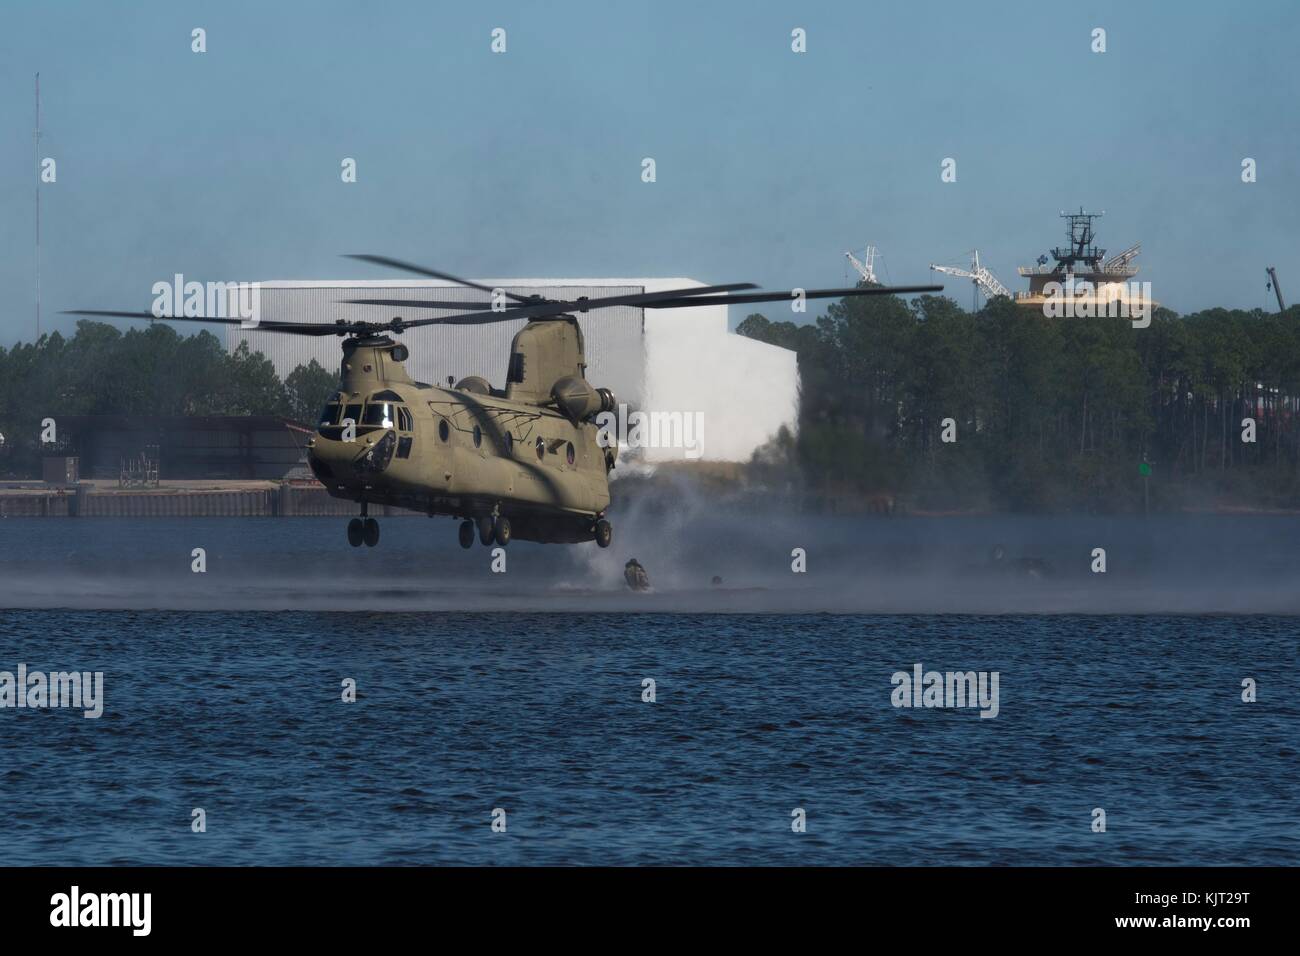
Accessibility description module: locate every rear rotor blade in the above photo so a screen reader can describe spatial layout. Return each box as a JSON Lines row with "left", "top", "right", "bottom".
{"left": 393, "top": 283, "right": 943, "bottom": 329}
{"left": 348, "top": 282, "right": 760, "bottom": 323}
{"left": 641, "top": 284, "right": 945, "bottom": 308}
{"left": 343, "top": 255, "right": 534, "bottom": 303}
{"left": 340, "top": 298, "right": 498, "bottom": 311}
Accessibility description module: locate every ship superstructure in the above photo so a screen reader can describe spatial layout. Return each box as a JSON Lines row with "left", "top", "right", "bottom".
{"left": 1014, "top": 209, "right": 1154, "bottom": 315}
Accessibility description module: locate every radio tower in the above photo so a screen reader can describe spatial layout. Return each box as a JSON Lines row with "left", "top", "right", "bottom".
{"left": 34, "top": 72, "right": 41, "bottom": 340}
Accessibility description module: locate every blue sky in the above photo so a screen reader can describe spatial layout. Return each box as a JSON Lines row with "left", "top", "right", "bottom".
{"left": 1, "top": 0, "right": 1297, "bottom": 346}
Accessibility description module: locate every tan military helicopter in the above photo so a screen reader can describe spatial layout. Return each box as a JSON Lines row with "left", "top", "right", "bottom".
{"left": 69, "top": 256, "right": 939, "bottom": 550}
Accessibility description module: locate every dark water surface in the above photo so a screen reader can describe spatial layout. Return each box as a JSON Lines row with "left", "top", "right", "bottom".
{"left": 1, "top": 516, "right": 1297, "bottom": 864}
{"left": 1, "top": 611, "right": 1295, "bottom": 865}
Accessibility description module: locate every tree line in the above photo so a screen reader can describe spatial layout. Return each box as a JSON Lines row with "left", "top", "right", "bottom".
{"left": 738, "top": 293, "right": 1300, "bottom": 512}
{"left": 6, "top": 304, "right": 1300, "bottom": 512}
{"left": 0, "top": 321, "right": 337, "bottom": 478}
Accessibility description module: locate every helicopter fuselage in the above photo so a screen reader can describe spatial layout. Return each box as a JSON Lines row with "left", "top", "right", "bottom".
{"left": 305, "top": 333, "right": 615, "bottom": 545}
{"left": 65, "top": 255, "right": 942, "bottom": 551}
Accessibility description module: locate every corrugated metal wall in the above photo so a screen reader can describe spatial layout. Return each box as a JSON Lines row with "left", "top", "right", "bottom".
{"left": 226, "top": 283, "right": 647, "bottom": 407}
{"left": 70, "top": 419, "right": 305, "bottom": 479}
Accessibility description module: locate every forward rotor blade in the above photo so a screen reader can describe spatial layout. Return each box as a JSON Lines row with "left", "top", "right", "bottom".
{"left": 63, "top": 309, "right": 245, "bottom": 326}
{"left": 252, "top": 322, "right": 374, "bottom": 336}
{"left": 343, "top": 255, "right": 533, "bottom": 303}
{"left": 63, "top": 310, "right": 376, "bottom": 337}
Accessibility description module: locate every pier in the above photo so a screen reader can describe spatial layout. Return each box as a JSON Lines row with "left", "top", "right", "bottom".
{"left": 0, "top": 480, "right": 413, "bottom": 518}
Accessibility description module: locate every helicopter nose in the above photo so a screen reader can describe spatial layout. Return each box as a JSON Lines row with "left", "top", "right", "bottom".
{"left": 310, "top": 427, "right": 405, "bottom": 479}
{"left": 307, "top": 433, "right": 364, "bottom": 481}
{"left": 307, "top": 438, "right": 348, "bottom": 483}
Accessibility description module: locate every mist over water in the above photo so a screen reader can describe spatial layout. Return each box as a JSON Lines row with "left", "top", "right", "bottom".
{"left": 3, "top": 496, "right": 1300, "bottom": 613}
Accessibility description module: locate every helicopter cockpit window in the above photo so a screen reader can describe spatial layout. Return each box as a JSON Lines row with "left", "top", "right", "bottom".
{"left": 318, "top": 401, "right": 342, "bottom": 427}
{"left": 343, "top": 404, "right": 363, "bottom": 427}
{"left": 362, "top": 402, "right": 394, "bottom": 428}
{"left": 396, "top": 414, "right": 413, "bottom": 458}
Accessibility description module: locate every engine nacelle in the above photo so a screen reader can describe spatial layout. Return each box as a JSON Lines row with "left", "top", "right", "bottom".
{"left": 551, "top": 376, "right": 616, "bottom": 422}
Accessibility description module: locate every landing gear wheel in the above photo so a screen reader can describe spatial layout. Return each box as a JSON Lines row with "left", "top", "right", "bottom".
{"left": 458, "top": 520, "right": 475, "bottom": 549}
{"left": 362, "top": 517, "right": 380, "bottom": 547}
{"left": 477, "top": 516, "right": 494, "bottom": 546}
{"left": 493, "top": 516, "right": 512, "bottom": 547}
{"left": 594, "top": 519, "right": 612, "bottom": 549}
{"left": 347, "top": 517, "right": 364, "bottom": 547}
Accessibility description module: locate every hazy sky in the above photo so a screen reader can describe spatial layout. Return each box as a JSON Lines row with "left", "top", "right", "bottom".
{"left": 1, "top": 0, "right": 1297, "bottom": 346}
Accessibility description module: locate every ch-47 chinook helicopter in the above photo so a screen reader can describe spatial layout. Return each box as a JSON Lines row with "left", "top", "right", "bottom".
{"left": 68, "top": 255, "right": 939, "bottom": 550}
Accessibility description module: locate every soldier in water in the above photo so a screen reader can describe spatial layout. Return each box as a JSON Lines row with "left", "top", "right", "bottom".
{"left": 988, "top": 544, "right": 1053, "bottom": 580}
{"left": 624, "top": 558, "right": 650, "bottom": 591}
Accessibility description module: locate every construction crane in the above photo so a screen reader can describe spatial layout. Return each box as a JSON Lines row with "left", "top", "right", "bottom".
{"left": 1103, "top": 242, "right": 1141, "bottom": 273}
{"left": 1266, "top": 266, "right": 1285, "bottom": 312}
{"left": 845, "top": 245, "right": 879, "bottom": 285}
{"left": 930, "top": 249, "right": 1011, "bottom": 310}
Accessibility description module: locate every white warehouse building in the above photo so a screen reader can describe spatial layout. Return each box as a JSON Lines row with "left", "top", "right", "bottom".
{"left": 225, "top": 278, "right": 799, "bottom": 463}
